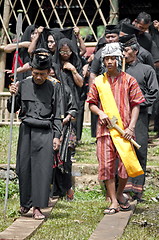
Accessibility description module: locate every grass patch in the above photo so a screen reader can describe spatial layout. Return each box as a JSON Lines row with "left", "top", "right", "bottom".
{"left": 75, "top": 128, "right": 97, "bottom": 164}
{"left": 0, "top": 126, "right": 19, "bottom": 164}
{"left": 120, "top": 170, "right": 159, "bottom": 240}
{"left": 120, "top": 201, "right": 159, "bottom": 240}
{"left": 29, "top": 188, "right": 106, "bottom": 240}
{"left": 0, "top": 197, "right": 20, "bottom": 232}
{"left": 0, "top": 126, "right": 159, "bottom": 239}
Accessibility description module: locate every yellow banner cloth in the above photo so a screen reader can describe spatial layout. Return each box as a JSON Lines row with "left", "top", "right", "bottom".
{"left": 95, "top": 73, "right": 144, "bottom": 177}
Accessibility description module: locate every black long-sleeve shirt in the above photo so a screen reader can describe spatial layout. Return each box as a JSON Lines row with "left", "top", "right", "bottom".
{"left": 7, "top": 77, "right": 62, "bottom": 138}
{"left": 126, "top": 60, "right": 159, "bottom": 108}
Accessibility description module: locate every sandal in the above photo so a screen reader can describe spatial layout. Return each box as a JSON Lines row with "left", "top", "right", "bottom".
{"left": 66, "top": 189, "right": 74, "bottom": 201}
{"left": 32, "top": 208, "right": 45, "bottom": 220}
{"left": 19, "top": 206, "right": 30, "bottom": 215}
{"left": 117, "top": 199, "right": 131, "bottom": 211}
{"left": 103, "top": 207, "right": 119, "bottom": 215}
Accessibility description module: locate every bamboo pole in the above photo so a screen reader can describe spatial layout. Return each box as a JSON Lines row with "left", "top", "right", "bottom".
{"left": 0, "top": 0, "right": 10, "bottom": 92}
{"left": 4, "top": 10, "right": 23, "bottom": 216}
{"left": 109, "top": 0, "right": 119, "bottom": 25}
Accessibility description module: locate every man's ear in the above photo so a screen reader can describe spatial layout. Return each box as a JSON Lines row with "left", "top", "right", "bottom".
{"left": 132, "top": 19, "right": 137, "bottom": 25}
{"left": 134, "top": 49, "right": 138, "bottom": 55}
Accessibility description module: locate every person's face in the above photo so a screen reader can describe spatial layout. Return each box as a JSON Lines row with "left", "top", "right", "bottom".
{"left": 123, "top": 47, "right": 137, "bottom": 64}
{"left": 32, "top": 68, "right": 50, "bottom": 85}
{"left": 105, "top": 33, "right": 119, "bottom": 43}
{"left": 153, "top": 20, "right": 159, "bottom": 31}
{"left": 103, "top": 56, "right": 117, "bottom": 73}
{"left": 48, "top": 35, "right": 56, "bottom": 52}
{"left": 59, "top": 45, "right": 72, "bottom": 61}
{"left": 134, "top": 20, "right": 150, "bottom": 33}
{"left": 30, "top": 28, "right": 38, "bottom": 41}
{"left": 49, "top": 68, "right": 56, "bottom": 77}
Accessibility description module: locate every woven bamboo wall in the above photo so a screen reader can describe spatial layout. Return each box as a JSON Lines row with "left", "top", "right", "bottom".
{"left": 0, "top": 92, "right": 20, "bottom": 125}
{"left": 0, "top": 0, "right": 112, "bottom": 43}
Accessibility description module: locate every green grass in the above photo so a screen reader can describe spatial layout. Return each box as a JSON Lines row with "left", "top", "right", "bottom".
{"left": 75, "top": 128, "right": 97, "bottom": 164}
{"left": 0, "top": 125, "right": 19, "bottom": 164}
{"left": 29, "top": 188, "right": 106, "bottom": 240}
{"left": 0, "top": 126, "right": 159, "bottom": 239}
{"left": 0, "top": 198, "right": 20, "bottom": 232}
{"left": 120, "top": 169, "right": 159, "bottom": 240}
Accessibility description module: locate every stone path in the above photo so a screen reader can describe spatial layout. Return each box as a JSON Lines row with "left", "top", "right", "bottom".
{"left": 0, "top": 134, "right": 158, "bottom": 240}
{"left": 89, "top": 201, "right": 137, "bottom": 240}
{"left": 0, "top": 199, "right": 137, "bottom": 240}
{"left": 0, "top": 198, "right": 58, "bottom": 240}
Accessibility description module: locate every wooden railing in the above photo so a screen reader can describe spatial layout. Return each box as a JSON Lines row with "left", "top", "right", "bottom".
{"left": 0, "top": 92, "right": 20, "bottom": 125}
{"left": 0, "top": 92, "right": 91, "bottom": 126}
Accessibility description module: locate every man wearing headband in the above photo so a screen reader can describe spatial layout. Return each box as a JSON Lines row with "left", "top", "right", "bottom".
{"left": 90, "top": 25, "right": 120, "bottom": 83}
{"left": 89, "top": 25, "right": 120, "bottom": 139}
{"left": 7, "top": 48, "right": 62, "bottom": 220}
{"left": 119, "top": 35, "right": 159, "bottom": 201}
{"left": 119, "top": 22, "right": 155, "bottom": 69}
{"left": 87, "top": 42, "right": 145, "bottom": 214}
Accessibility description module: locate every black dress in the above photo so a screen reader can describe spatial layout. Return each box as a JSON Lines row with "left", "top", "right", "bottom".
{"left": 7, "top": 77, "right": 62, "bottom": 208}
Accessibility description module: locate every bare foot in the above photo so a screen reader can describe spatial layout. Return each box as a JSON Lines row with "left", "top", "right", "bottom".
{"left": 104, "top": 200, "right": 119, "bottom": 214}
{"left": 117, "top": 194, "right": 131, "bottom": 211}
{"left": 32, "top": 207, "right": 45, "bottom": 220}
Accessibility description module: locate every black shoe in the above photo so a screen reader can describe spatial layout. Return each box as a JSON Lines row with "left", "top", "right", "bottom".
{"left": 132, "top": 193, "right": 145, "bottom": 203}
{"left": 156, "top": 195, "right": 159, "bottom": 201}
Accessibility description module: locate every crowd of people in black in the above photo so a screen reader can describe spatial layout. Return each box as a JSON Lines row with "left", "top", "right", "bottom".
{"left": 2, "top": 11, "right": 159, "bottom": 218}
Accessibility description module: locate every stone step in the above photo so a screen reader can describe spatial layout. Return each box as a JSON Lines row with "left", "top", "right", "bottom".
{"left": 0, "top": 198, "right": 58, "bottom": 240}
{"left": 72, "top": 163, "right": 98, "bottom": 176}
{"left": 89, "top": 201, "right": 137, "bottom": 240}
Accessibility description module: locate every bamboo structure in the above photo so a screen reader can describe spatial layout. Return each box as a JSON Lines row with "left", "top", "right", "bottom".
{"left": 0, "top": 0, "right": 11, "bottom": 92}
{"left": 109, "top": 0, "right": 119, "bottom": 25}
{"left": 0, "top": 0, "right": 119, "bottom": 91}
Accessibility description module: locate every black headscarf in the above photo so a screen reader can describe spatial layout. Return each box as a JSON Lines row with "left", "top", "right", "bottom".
{"left": 19, "top": 24, "right": 38, "bottom": 63}
{"left": 17, "top": 25, "right": 38, "bottom": 80}
{"left": 53, "top": 37, "right": 83, "bottom": 107}
{"left": 36, "top": 27, "right": 65, "bottom": 54}
{"left": 36, "top": 27, "right": 78, "bottom": 55}
{"left": 53, "top": 37, "right": 82, "bottom": 74}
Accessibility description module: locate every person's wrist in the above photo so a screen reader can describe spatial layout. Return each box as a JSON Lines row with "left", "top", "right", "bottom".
{"left": 128, "top": 127, "right": 134, "bottom": 132}
{"left": 71, "top": 69, "right": 77, "bottom": 74}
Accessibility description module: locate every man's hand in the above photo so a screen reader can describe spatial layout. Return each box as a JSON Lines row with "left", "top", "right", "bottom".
{"left": 53, "top": 138, "right": 61, "bottom": 151}
{"left": 98, "top": 110, "right": 113, "bottom": 127}
{"left": 4, "top": 69, "right": 13, "bottom": 77}
{"left": 122, "top": 127, "right": 134, "bottom": 141}
{"left": 37, "top": 26, "right": 44, "bottom": 35}
{"left": 73, "top": 26, "right": 80, "bottom": 37}
{"left": 63, "top": 114, "right": 72, "bottom": 125}
{"left": 9, "top": 81, "right": 19, "bottom": 95}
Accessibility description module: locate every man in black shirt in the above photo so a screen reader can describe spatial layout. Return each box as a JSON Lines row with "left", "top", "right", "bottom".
{"left": 120, "top": 35, "right": 159, "bottom": 201}
{"left": 8, "top": 49, "right": 62, "bottom": 219}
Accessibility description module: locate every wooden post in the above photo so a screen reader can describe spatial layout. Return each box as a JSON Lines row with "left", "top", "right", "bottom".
{"left": 109, "top": 0, "right": 119, "bottom": 25}
{"left": 0, "top": 0, "right": 10, "bottom": 92}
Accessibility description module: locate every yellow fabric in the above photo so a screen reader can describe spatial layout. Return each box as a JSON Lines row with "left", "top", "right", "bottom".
{"left": 95, "top": 73, "right": 144, "bottom": 177}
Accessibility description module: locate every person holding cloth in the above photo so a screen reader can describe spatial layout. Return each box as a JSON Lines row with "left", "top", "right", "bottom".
{"left": 7, "top": 49, "right": 62, "bottom": 220}
{"left": 87, "top": 42, "right": 145, "bottom": 214}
